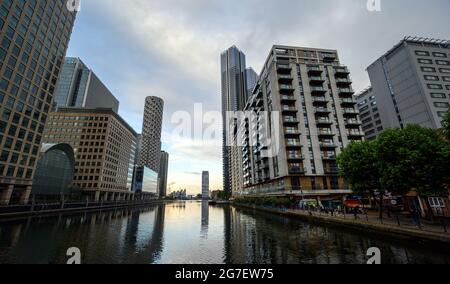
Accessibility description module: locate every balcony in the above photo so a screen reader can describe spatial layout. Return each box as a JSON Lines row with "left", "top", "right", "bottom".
{"left": 334, "top": 66, "right": 350, "bottom": 75}
{"left": 312, "top": 97, "right": 328, "bottom": 105}
{"left": 343, "top": 108, "right": 359, "bottom": 115}
{"left": 335, "top": 78, "right": 352, "bottom": 85}
{"left": 279, "top": 84, "right": 294, "bottom": 92}
{"left": 347, "top": 130, "right": 365, "bottom": 137}
{"left": 289, "top": 165, "right": 305, "bottom": 174}
{"left": 338, "top": 88, "right": 355, "bottom": 95}
{"left": 285, "top": 128, "right": 301, "bottom": 136}
{"left": 324, "top": 166, "right": 339, "bottom": 174}
{"left": 307, "top": 66, "right": 323, "bottom": 75}
{"left": 316, "top": 118, "right": 333, "bottom": 125}
{"left": 286, "top": 140, "right": 302, "bottom": 148}
{"left": 340, "top": 98, "right": 357, "bottom": 106}
{"left": 345, "top": 119, "right": 362, "bottom": 126}
{"left": 283, "top": 117, "right": 299, "bottom": 125}
{"left": 277, "top": 64, "right": 292, "bottom": 71}
{"left": 281, "top": 95, "right": 296, "bottom": 102}
{"left": 282, "top": 106, "right": 297, "bottom": 114}
{"left": 314, "top": 107, "right": 331, "bottom": 114}
{"left": 309, "top": 76, "right": 325, "bottom": 83}
{"left": 310, "top": 86, "right": 327, "bottom": 94}
{"left": 320, "top": 142, "right": 338, "bottom": 148}
{"left": 278, "top": 74, "right": 293, "bottom": 82}
{"left": 318, "top": 130, "right": 334, "bottom": 137}
{"left": 287, "top": 153, "right": 305, "bottom": 161}
{"left": 322, "top": 155, "right": 337, "bottom": 161}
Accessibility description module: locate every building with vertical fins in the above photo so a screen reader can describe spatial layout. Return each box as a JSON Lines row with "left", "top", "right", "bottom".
{"left": 140, "top": 96, "right": 164, "bottom": 172}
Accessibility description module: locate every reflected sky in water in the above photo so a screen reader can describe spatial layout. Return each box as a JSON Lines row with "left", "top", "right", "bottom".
{"left": 0, "top": 201, "right": 448, "bottom": 264}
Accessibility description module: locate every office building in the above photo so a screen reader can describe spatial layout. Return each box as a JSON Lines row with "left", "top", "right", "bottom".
{"left": 221, "top": 46, "right": 253, "bottom": 195}
{"left": 53, "top": 57, "right": 119, "bottom": 113}
{"left": 158, "top": 151, "right": 169, "bottom": 197}
{"left": 367, "top": 37, "right": 450, "bottom": 131}
{"left": 140, "top": 96, "right": 164, "bottom": 172}
{"left": 202, "top": 171, "right": 210, "bottom": 200}
{"left": 356, "top": 87, "right": 383, "bottom": 140}
{"left": 42, "top": 108, "right": 137, "bottom": 201}
{"left": 132, "top": 165, "right": 159, "bottom": 198}
{"left": 246, "top": 67, "right": 259, "bottom": 95}
{"left": 241, "top": 45, "right": 364, "bottom": 199}
{"left": 0, "top": 0, "right": 76, "bottom": 205}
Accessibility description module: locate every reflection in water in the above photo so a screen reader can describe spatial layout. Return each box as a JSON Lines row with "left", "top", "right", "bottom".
{"left": 0, "top": 201, "right": 448, "bottom": 264}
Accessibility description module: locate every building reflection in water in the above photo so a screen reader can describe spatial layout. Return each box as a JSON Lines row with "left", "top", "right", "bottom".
{"left": 201, "top": 201, "right": 209, "bottom": 238}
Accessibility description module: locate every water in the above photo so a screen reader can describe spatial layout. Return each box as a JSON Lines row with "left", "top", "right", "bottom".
{"left": 0, "top": 201, "right": 448, "bottom": 264}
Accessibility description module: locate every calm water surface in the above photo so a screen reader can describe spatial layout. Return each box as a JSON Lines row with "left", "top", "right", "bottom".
{"left": 0, "top": 201, "right": 448, "bottom": 264}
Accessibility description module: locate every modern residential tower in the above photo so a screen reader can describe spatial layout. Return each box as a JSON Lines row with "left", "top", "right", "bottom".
{"left": 240, "top": 45, "right": 364, "bottom": 200}
{"left": 367, "top": 37, "right": 450, "bottom": 131}
{"left": 202, "top": 171, "right": 210, "bottom": 200}
{"left": 0, "top": 0, "right": 76, "bottom": 205}
{"left": 53, "top": 57, "right": 119, "bottom": 113}
{"left": 140, "top": 96, "right": 164, "bottom": 172}
{"left": 158, "top": 151, "right": 169, "bottom": 198}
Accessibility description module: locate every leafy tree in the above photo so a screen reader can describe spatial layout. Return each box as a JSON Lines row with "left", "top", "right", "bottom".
{"left": 442, "top": 109, "right": 450, "bottom": 141}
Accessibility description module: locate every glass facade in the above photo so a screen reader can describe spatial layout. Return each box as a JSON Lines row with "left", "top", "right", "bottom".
{"left": 133, "top": 166, "right": 158, "bottom": 196}
{"left": 32, "top": 144, "right": 75, "bottom": 197}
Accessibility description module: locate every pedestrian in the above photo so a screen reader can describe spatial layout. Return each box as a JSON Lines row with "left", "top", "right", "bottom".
{"left": 354, "top": 206, "right": 360, "bottom": 220}
{"left": 412, "top": 207, "right": 420, "bottom": 227}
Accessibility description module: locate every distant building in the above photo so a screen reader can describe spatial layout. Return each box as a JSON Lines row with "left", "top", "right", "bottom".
{"left": 202, "top": 171, "right": 210, "bottom": 199}
{"left": 42, "top": 108, "right": 137, "bottom": 201}
{"left": 158, "top": 151, "right": 169, "bottom": 197}
{"left": 32, "top": 144, "right": 77, "bottom": 199}
{"left": 367, "top": 37, "right": 450, "bottom": 131}
{"left": 246, "top": 67, "right": 259, "bottom": 96}
{"left": 140, "top": 97, "right": 164, "bottom": 172}
{"left": 356, "top": 87, "right": 383, "bottom": 140}
{"left": 54, "top": 57, "right": 119, "bottom": 113}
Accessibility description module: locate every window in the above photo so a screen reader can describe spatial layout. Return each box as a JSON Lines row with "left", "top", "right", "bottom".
{"left": 434, "top": 102, "right": 450, "bottom": 108}
{"left": 433, "top": 52, "right": 447, "bottom": 58}
{"left": 421, "top": 67, "right": 436, "bottom": 73}
{"left": 418, "top": 58, "right": 433, "bottom": 64}
{"left": 443, "top": 77, "right": 450, "bottom": 82}
{"left": 430, "top": 93, "right": 446, "bottom": 99}
{"left": 415, "top": 51, "right": 430, "bottom": 56}
{"left": 439, "top": 68, "right": 450, "bottom": 74}
{"left": 424, "top": 75, "right": 439, "bottom": 81}
{"left": 428, "top": 84, "right": 443, "bottom": 90}
{"left": 436, "top": 60, "right": 450, "bottom": 66}
{"left": 438, "top": 112, "right": 448, "bottom": 118}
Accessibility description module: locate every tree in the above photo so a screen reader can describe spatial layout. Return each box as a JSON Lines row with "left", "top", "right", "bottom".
{"left": 337, "top": 140, "right": 385, "bottom": 217}
{"left": 442, "top": 109, "right": 450, "bottom": 141}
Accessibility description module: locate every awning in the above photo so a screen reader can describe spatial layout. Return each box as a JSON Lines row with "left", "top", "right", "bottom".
{"left": 345, "top": 199, "right": 362, "bottom": 208}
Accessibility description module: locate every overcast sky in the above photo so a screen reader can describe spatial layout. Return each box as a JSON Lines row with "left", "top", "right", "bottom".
{"left": 66, "top": 0, "right": 450, "bottom": 194}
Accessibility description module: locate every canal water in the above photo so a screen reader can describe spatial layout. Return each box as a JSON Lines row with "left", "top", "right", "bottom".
{"left": 0, "top": 201, "right": 448, "bottom": 264}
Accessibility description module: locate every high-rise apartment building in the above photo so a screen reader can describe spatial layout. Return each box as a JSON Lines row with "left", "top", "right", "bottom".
{"left": 42, "top": 108, "right": 137, "bottom": 201}
{"left": 367, "top": 37, "right": 450, "bottom": 131}
{"left": 158, "top": 150, "right": 169, "bottom": 198}
{"left": 202, "top": 171, "right": 210, "bottom": 200}
{"left": 0, "top": 0, "right": 76, "bottom": 205}
{"left": 240, "top": 45, "right": 364, "bottom": 199}
{"left": 140, "top": 96, "right": 164, "bottom": 172}
{"left": 53, "top": 57, "right": 119, "bottom": 113}
{"left": 221, "top": 46, "right": 253, "bottom": 195}
{"left": 356, "top": 87, "right": 383, "bottom": 140}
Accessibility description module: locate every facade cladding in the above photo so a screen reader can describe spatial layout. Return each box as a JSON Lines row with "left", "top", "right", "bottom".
{"left": 221, "top": 46, "right": 255, "bottom": 195}
{"left": 140, "top": 96, "right": 164, "bottom": 172}
{"left": 32, "top": 143, "right": 75, "bottom": 197}
{"left": 240, "top": 45, "right": 364, "bottom": 198}
{"left": 0, "top": 0, "right": 76, "bottom": 205}
{"left": 202, "top": 171, "right": 209, "bottom": 199}
{"left": 42, "top": 108, "right": 137, "bottom": 201}
{"left": 367, "top": 37, "right": 450, "bottom": 130}
{"left": 53, "top": 57, "right": 119, "bottom": 113}
{"left": 356, "top": 87, "right": 383, "bottom": 140}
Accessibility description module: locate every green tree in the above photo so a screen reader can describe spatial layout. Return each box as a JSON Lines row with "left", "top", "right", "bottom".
{"left": 337, "top": 140, "right": 384, "bottom": 217}
{"left": 442, "top": 109, "right": 450, "bottom": 141}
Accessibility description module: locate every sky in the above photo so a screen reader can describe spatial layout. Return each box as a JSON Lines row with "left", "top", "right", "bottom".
{"left": 66, "top": 0, "right": 450, "bottom": 195}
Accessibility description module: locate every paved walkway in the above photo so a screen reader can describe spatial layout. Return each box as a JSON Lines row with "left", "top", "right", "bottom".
{"left": 286, "top": 208, "right": 449, "bottom": 235}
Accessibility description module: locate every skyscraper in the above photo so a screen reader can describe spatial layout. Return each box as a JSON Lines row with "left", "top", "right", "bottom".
{"left": 202, "top": 171, "right": 210, "bottom": 200}
{"left": 0, "top": 0, "right": 76, "bottom": 205}
{"left": 140, "top": 96, "right": 164, "bottom": 172}
{"left": 367, "top": 37, "right": 450, "bottom": 131}
{"left": 53, "top": 57, "right": 119, "bottom": 113}
{"left": 246, "top": 67, "right": 259, "bottom": 96}
{"left": 241, "top": 45, "right": 364, "bottom": 199}
{"left": 221, "top": 46, "right": 248, "bottom": 195}
{"left": 158, "top": 151, "right": 169, "bottom": 198}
